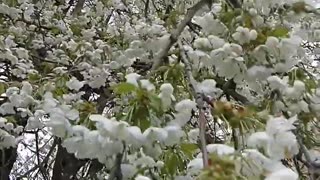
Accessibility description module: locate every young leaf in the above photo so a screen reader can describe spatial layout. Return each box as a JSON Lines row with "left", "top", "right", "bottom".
{"left": 180, "top": 143, "right": 199, "bottom": 159}
{"left": 112, "top": 82, "right": 137, "bottom": 94}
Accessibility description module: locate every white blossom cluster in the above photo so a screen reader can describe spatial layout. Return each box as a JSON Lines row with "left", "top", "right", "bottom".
{"left": 0, "top": 0, "right": 320, "bottom": 179}
{"left": 187, "top": 115, "right": 302, "bottom": 179}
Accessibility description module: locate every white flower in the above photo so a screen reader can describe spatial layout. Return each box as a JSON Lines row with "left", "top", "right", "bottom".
{"left": 247, "top": 131, "right": 269, "bottom": 149}
{"left": 14, "top": 126, "right": 23, "bottom": 134}
{"left": 206, "top": 144, "right": 235, "bottom": 155}
{"left": 0, "top": 129, "right": 16, "bottom": 148}
{"left": 125, "top": 73, "right": 141, "bottom": 87}
{"left": 175, "top": 175, "right": 193, "bottom": 180}
{"left": 241, "top": 149, "right": 288, "bottom": 177}
{"left": 193, "top": 38, "right": 211, "bottom": 50}
{"left": 21, "top": 81, "right": 33, "bottom": 95}
{"left": 293, "top": 80, "right": 305, "bottom": 92}
{"left": 156, "top": 161, "right": 164, "bottom": 168}
{"left": 198, "top": 79, "right": 217, "bottom": 95}
{"left": 5, "top": 35, "right": 17, "bottom": 48}
{"left": 91, "top": 116, "right": 120, "bottom": 138}
{"left": 159, "top": 83, "right": 174, "bottom": 100}
{"left": 172, "top": 111, "right": 193, "bottom": 127}
{"left": 0, "top": 118, "right": 7, "bottom": 127}
{"left": 134, "top": 155, "right": 156, "bottom": 168}
{"left": 188, "top": 128, "right": 199, "bottom": 143}
{"left": 208, "top": 35, "right": 225, "bottom": 49}
{"left": 66, "top": 77, "right": 84, "bottom": 91}
{"left": 81, "top": 28, "right": 96, "bottom": 40}
{"left": 140, "top": 79, "right": 155, "bottom": 91}
{"left": 127, "top": 126, "right": 145, "bottom": 147}
{"left": 147, "top": 34, "right": 170, "bottom": 54}
{"left": 187, "top": 158, "right": 203, "bottom": 175}
{"left": 249, "top": 8, "right": 257, "bottom": 16}
{"left": 193, "top": 14, "right": 226, "bottom": 35}
{"left": 249, "top": 30, "right": 258, "bottom": 40}
{"left": 143, "top": 127, "right": 168, "bottom": 142}
{"left": 89, "top": 114, "right": 108, "bottom": 122}
{"left": 265, "top": 168, "right": 298, "bottom": 180}
{"left": 163, "top": 126, "right": 184, "bottom": 146}
{"left": 175, "top": 99, "right": 196, "bottom": 112}
{"left": 109, "top": 61, "right": 120, "bottom": 69}
{"left": 298, "top": 100, "right": 309, "bottom": 112}
{"left": 46, "top": 109, "right": 72, "bottom": 138}
{"left": 25, "top": 117, "right": 44, "bottom": 130}
{"left": 143, "top": 143, "right": 162, "bottom": 158}
{"left": 272, "top": 100, "right": 286, "bottom": 113}
{"left": 266, "top": 116, "right": 296, "bottom": 136}
{"left": 232, "top": 27, "right": 257, "bottom": 44}
{"left": 265, "top": 36, "right": 279, "bottom": 51}
{"left": 285, "top": 87, "right": 302, "bottom": 99}
{"left": 268, "top": 131, "right": 299, "bottom": 160}
{"left": 15, "top": 48, "right": 29, "bottom": 59}
{"left": 116, "top": 54, "right": 134, "bottom": 67}
{"left": 124, "top": 48, "right": 144, "bottom": 59}
{"left": 135, "top": 175, "right": 151, "bottom": 180}
{"left": 267, "top": 76, "right": 286, "bottom": 90}
{"left": 6, "top": 87, "right": 19, "bottom": 96}
{"left": 5, "top": 51, "right": 18, "bottom": 64}
{"left": 4, "top": 123, "right": 14, "bottom": 131}
{"left": 121, "top": 164, "right": 137, "bottom": 179}
{"left": 0, "top": 103, "right": 15, "bottom": 115}
{"left": 247, "top": 66, "right": 273, "bottom": 80}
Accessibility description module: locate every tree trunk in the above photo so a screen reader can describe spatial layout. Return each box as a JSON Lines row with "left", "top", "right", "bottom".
{"left": 52, "top": 140, "right": 86, "bottom": 180}
{"left": 0, "top": 148, "right": 17, "bottom": 180}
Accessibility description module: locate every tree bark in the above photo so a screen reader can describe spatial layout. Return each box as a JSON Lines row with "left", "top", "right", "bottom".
{"left": 52, "top": 140, "right": 86, "bottom": 180}
{"left": 0, "top": 148, "right": 17, "bottom": 180}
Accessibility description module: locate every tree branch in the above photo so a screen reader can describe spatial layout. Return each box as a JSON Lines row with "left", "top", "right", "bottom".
{"left": 221, "top": 79, "right": 251, "bottom": 105}
{"left": 108, "top": 144, "right": 125, "bottom": 180}
{"left": 17, "top": 138, "right": 58, "bottom": 180}
{"left": 178, "top": 41, "right": 209, "bottom": 168}
{"left": 296, "top": 129, "right": 320, "bottom": 179}
{"left": 144, "top": 0, "right": 150, "bottom": 19}
{"left": 72, "top": 0, "right": 85, "bottom": 16}
{"left": 149, "top": 0, "right": 212, "bottom": 73}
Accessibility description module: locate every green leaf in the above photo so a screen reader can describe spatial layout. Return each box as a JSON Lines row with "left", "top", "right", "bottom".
{"left": 5, "top": 0, "right": 18, "bottom": 7}
{"left": 112, "top": 82, "right": 137, "bottom": 94}
{"left": 50, "top": 27, "right": 61, "bottom": 35}
{"left": 0, "top": 83, "right": 7, "bottom": 95}
{"left": 167, "top": 153, "right": 179, "bottom": 175}
{"left": 149, "top": 94, "right": 163, "bottom": 114}
{"left": 70, "top": 24, "right": 82, "bottom": 36}
{"left": 180, "top": 143, "right": 198, "bottom": 159}
{"left": 53, "top": 87, "right": 68, "bottom": 97}
{"left": 242, "top": 12, "right": 253, "bottom": 28}
{"left": 296, "top": 68, "right": 307, "bottom": 80}
{"left": 132, "top": 105, "right": 150, "bottom": 131}
{"left": 268, "top": 26, "right": 289, "bottom": 37}
{"left": 28, "top": 73, "right": 41, "bottom": 82}
{"left": 220, "top": 10, "right": 240, "bottom": 26}
{"left": 305, "top": 79, "right": 317, "bottom": 93}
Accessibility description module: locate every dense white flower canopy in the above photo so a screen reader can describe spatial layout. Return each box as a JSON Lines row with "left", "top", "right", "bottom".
{"left": 0, "top": 0, "right": 320, "bottom": 179}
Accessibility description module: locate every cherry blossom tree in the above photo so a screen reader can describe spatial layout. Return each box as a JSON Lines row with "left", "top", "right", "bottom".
{"left": 0, "top": 0, "right": 320, "bottom": 179}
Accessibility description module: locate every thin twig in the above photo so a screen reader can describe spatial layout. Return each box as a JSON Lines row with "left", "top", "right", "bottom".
{"left": 178, "top": 41, "right": 209, "bottom": 168}
{"left": 149, "top": 0, "right": 212, "bottom": 73}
